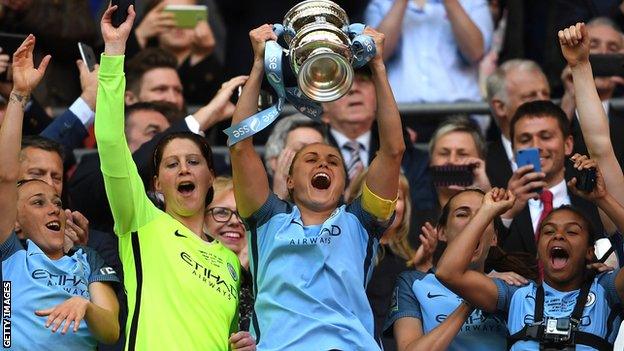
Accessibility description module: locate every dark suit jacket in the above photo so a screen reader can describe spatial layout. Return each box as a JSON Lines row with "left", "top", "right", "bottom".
{"left": 486, "top": 135, "right": 514, "bottom": 189}
{"left": 326, "top": 124, "right": 437, "bottom": 248}
{"left": 572, "top": 104, "right": 624, "bottom": 170}
{"left": 500, "top": 191, "right": 605, "bottom": 257}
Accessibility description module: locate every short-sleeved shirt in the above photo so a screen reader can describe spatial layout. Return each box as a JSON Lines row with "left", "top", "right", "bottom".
{"left": 495, "top": 272, "right": 623, "bottom": 351}
{"left": 1, "top": 232, "right": 119, "bottom": 350}
{"left": 365, "top": 0, "right": 493, "bottom": 103}
{"left": 244, "top": 193, "right": 390, "bottom": 351}
{"left": 385, "top": 270, "right": 507, "bottom": 350}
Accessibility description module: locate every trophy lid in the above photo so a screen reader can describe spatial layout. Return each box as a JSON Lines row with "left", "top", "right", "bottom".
{"left": 282, "top": 0, "right": 350, "bottom": 43}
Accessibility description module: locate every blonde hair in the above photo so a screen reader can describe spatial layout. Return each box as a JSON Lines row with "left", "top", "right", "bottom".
{"left": 212, "top": 176, "right": 233, "bottom": 195}
{"left": 346, "top": 171, "right": 415, "bottom": 266}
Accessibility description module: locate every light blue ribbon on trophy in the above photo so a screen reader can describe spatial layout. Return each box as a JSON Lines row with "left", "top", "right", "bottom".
{"left": 224, "top": 23, "right": 376, "bottom": 146}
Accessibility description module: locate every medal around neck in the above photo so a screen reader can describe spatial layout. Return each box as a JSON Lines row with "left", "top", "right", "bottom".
{"left": 224, "top": 0, "right": 376, "bottom": 146}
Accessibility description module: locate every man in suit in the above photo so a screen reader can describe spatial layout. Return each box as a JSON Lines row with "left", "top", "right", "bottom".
{"left": 485, "top": 59, "right": 551, "bottom": 188}
{"left": 322, "top": 68, "right": 435, "bottom": 213}
{"left": 561, "top": 17, "right": 624, "bottom": 169}
{"left": 499, "top": 100, "right": 604, "bottom": 257}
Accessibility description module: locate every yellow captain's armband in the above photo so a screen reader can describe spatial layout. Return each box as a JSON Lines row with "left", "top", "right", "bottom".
{"left": 361, "top": 182, "right": 397, "bottom": 221}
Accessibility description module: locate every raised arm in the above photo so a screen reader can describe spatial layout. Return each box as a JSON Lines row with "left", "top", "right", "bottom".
{"left": 559, "top": 23, "right": 624, "bottom": 216}
{"left": 443, "top": 0, "right": 488, "bottom": 62}
{"left": 364, "top": 28, "right": 406, "bottom": 209}
{"left": 95, "top": 5, "right": 159, "bottom": 235}
{"left": 371, "top": 0, "right": 409, "bottom": 60}
{"left": 436, "top": 188, "right": 515, "bottom": 313}
{"left": 229, "top": 25, "right": 276, "bottom": 218}
{"left": 0, "top": 35, "right": 50, "bottom": 242}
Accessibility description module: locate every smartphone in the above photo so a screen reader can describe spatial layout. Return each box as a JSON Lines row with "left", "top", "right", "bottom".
{"left": 589, "top": 54, "right": 624, "bottom": 77}
{"left": 516, "top": 148, "right": 541, "bottom": 173}
{"left": 111, "top": 0, "right": 135, "bottom": 28}
{"left": 78, "top": 42, "right": 97, "bottom": 72}
{"left": 566, "top": 158, "right": 597, "bottom": 192}
{"left": 430, "top": 164, "right": 475, "bottom": 188}
{"left": 163, "top": 4, "right": 208, "bottom": 28}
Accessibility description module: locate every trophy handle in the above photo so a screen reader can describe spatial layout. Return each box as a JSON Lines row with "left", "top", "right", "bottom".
{"left": 346, "top": 23, "right": 376, "bottom": 68}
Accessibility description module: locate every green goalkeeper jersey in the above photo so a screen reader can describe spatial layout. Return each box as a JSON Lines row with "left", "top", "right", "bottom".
{"left": 95, "top": 54, "right": 241, "bottom": 351}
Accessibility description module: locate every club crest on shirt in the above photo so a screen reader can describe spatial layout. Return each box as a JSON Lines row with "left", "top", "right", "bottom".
{"left": 585, "top": 292, "right": 596, "bottom": 307}
{"left": 228, "top": 262, "right": 238, "bottom": 282}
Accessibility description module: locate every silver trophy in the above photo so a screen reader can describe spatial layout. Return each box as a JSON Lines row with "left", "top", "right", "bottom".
{"left": 282, "top": 0, "right": 358, "bottom": 102}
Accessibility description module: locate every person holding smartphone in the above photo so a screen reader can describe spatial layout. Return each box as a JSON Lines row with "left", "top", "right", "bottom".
{"left": 499, "top": 100, "right": 606, "bottom": 259}
{"left": 134, "top": 0, "right": 224, "bottom": 105}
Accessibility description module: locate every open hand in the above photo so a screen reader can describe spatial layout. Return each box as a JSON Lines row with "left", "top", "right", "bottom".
{"left": 193, "top": 75, "right": 248, "bottom": 130}
{"left": 134, "top": 1, "right": 175, "bottom": 48}
{"left": 101, "top": 4, "right": 136, "bottom": 56}
{"left": 11, "top": 35, "right": 51, "bottom": 95}
{"left": 558, "top": 22, "right": 590, "bottom": 68}
{"left": 191, "top": 20, "right": 216, "bottom": 58}
{"left": 77, "top": 60, "right": 99, "bottom": 110}
{"left": 35, "top": 296, "right": 90, "bottom": 334}
{"left": 412, "top": 222, "right": 438, "bottom": 272}
{"left": 273, "top": 147, "right": 296, "bottom": 200}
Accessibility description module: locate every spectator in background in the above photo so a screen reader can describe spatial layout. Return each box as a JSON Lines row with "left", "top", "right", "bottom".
{"left": 323, "top": 68, "right": 434, "bottom": 213}
{"left": 499, "top": 101, "right": 606, "bottom": 257}
{"left": 428, "top": 117, "right": 492, "bottom": 209}
{"left": 366, "top": 0, "right": 493, "bottom": 103}
{"left": 133, "top": 0, "right": 224, "bottom": 105}
{"left": 485, "top": 59, "right": 551, "bottom": 188}
{"left": 263, "top": 114, "right": 325, "bottom": 200}
{"left": 204, "top": 176, "right": 254, "bottom": 332}
{"left": 561, "top": 17, "right": 624, "bottom": 168}
{"left": 125, "top": 48, "right": 184, "bottom": 110}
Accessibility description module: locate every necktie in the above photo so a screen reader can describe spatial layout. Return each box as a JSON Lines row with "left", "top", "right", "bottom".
{"left": 536, "top": 189, "right": 554, "bottom": 238}
{"left": 343, "top": 141, "right": 364, "bottom": 180}
{"left": 536, "top": 189, "right": 553, "bottom": 281}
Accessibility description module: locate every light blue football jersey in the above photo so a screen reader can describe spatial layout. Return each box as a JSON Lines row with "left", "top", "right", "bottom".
{"left": 385, "top": 270, "right": 508, "bottom": 350}
{"left": 1, "top": 232, "right": 119, "bottom": 350}
{"left": 495, "top": 272, "right": 622, "bottom": 351}
{"left": 244, "top": 193, "right": 389, "bottom": 351}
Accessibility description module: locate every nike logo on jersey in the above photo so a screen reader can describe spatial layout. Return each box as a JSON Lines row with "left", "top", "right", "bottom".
{"left": 290, "top": 219, "right": 303, "bottom": 227}
{"left": 174, "top": 230, "right": 187, "bottom": 238}
{"left": 427, "top": 292, "right": 445, "bottom": 299}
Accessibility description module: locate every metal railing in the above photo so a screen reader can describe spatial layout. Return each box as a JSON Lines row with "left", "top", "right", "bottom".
{"left": 59, "top": 97, "right": 624, "bottom": 162}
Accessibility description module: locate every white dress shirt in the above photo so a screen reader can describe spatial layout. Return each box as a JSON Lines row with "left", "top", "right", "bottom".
{"left": 527, "top": 179, "right": 570, "bottom": 233}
